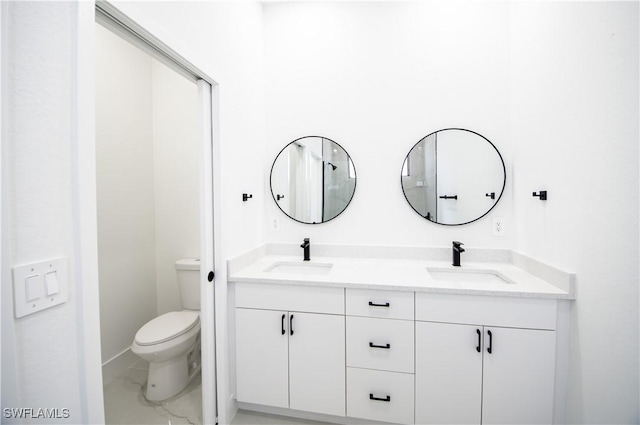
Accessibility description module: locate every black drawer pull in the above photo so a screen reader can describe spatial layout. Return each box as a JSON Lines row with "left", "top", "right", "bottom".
{"left": 290, "top": 314, "right": 294, "bottom": 336}
{"left": 476, "top": 329, "right": 481, "bottom": 352}
{"left": 368, "top": 301, "right": 390, "bottom": 308}
{"left": 369, "top": 394, "right": 391, "bottom": 402}
{"left": 487, "top": 329, "right": 493, "bottom": 354}
{"left": 281, "top": 314, "right": 286, "bottom": 335}
{"left": 369, "top": 342, "right": 391, "bottom": 349}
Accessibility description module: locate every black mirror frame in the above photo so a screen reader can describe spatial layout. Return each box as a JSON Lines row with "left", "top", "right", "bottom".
{"left": 270, "top": 135, "right": 357, "bottom": 225}
{"left": 400, "top": 128, "right": 506, "bottom": 226}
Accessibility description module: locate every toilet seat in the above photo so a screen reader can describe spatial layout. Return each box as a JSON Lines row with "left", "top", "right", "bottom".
{"left": 135, "top": 311, "right": 200, "bottom": 346}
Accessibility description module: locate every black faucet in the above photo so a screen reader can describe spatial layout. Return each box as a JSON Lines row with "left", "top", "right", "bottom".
{"left": 300, "top": 238, "right": 310, "bottom": 261}
{"left": 452, "top": 241, "right": 465, "bottom": 267}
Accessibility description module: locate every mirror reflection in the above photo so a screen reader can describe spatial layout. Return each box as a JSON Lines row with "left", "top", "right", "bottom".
{"left": 401, "top": 128, "right": 505, "bottom": 225}
{"left": 271, "top": 136, "right": 356, "bottom": 224}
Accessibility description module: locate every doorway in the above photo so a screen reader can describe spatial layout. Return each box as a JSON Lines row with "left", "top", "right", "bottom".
{"left": 94, "top": 3, "right": 218, "bottom": 424}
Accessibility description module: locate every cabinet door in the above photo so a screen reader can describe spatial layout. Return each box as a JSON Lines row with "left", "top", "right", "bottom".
{"left": 236, "top": 308, "right": 289, "bottom": 408}
{"left": 415, "top": 321, "right": 482, "bottom": 425}
{"left": 482, "top": 327, "right": 556, "bottom": 425}
{"left": 289, "top": 312, "right": 345, "bottom": 417}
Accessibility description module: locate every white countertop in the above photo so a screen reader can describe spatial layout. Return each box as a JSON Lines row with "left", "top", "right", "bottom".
{"left": 228, "top": 254, "right": 573, "bottom": 300}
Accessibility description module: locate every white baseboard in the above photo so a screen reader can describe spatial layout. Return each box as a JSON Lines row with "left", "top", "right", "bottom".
{"left": 102, "top": 347, "right": 140, "bottom": 386}
{"left": 237, "top": 402, "right": 396, "bottom": 425}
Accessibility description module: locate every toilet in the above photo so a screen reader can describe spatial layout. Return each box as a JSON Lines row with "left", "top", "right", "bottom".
{"left": 131, "top": 258, "right": 201, "bottom": 401}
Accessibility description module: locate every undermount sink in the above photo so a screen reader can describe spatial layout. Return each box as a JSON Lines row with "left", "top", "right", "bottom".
{"left": 426, "top": 267, "right": 513, "bottom": 285}
{"left": 264, "top": 262, "right": 333, "bottom": 275}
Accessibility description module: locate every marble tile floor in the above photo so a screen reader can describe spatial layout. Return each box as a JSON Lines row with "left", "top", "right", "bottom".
{"left": 103, "top": 361, "right": 333, "bottom": 425}
{"left": 103, "top": 359, "right": 202, "bottom": 425}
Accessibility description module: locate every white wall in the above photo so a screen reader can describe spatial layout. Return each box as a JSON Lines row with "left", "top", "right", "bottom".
{"left": 263, "top": 1, "right": 513, "bottom": 248}
{"left": 112, "top": 1, "right": 267, "bottom": 259}
{"left": 151, "top": 59, "right": 200, "bottom": 315}
{"left": 3, "top": 2, "right": 84, "bottom": 422}
{"left": 95, "top": 22, "right": 158, "bottom": 365}
{"left": 510, "top": 2, "right": 639, "bottom": 423}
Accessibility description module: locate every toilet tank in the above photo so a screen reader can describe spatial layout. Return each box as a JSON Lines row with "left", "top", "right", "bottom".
{"left": 175, "top": 258, "right": 200, "bottom": 310}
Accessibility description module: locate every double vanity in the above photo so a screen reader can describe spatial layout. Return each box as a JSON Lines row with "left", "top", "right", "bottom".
{"left": 236, "top": 128, "right": 571, "bottom": 424}
{"left": 229, "top": 244, "right": 574, "bottom": 425}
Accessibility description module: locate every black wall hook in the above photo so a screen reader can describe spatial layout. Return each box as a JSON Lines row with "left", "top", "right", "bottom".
{"left": 532, "top": 191, "right": 547, "bottom": 201}
{"left": 242, "top": 193, "right": 253, "bottom": 202}
{"left": 485, "top": 192, "right": 495, "bottom": 200}
{"left": 276, "top": 194, "right": 285, "bottom": 201}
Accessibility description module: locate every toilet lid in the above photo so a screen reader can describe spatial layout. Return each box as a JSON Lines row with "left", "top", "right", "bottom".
{"left": 135, "top": 311, "right": 200, "bottom": 346}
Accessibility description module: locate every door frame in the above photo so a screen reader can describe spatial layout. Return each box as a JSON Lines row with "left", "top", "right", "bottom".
{"left": 76, "top": 2, "right": 221, "bottom": 423}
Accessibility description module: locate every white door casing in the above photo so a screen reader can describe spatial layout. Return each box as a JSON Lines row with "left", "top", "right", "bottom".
{"left": 80, "top": 3, "right": 220, "bottom": 423}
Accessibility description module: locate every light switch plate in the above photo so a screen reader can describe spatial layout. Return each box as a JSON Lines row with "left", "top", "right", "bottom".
{"left": 12, "top": 258, "right": 68, "bottom": 318}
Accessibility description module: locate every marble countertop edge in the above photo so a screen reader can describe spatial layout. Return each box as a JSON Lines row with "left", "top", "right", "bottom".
{"left": 228, "top": 250, "right": 575, "bottom": 300}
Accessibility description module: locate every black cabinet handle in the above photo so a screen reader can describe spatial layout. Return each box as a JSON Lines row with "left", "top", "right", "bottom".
{"left": 476, "top": 329, "right": 481, "bottom": 352}
{"left": 439, "top": 195, "right": 458, "bottom": 200}
{"left": 290, "top": 314, "right": 294, "bottom": 336}
{"left": 487, "top": 329, "right": 493, "bottom": 354}
{"left": 369, "top": 394, "right": 391, "bottom": 402}
{"left": 369, "top": 342, "right": 391, "bottom": 349}
{"left": 281, "top": 314, "right": 286, "bottom": 335}
{"left": 368, "top": 301, "right": 390, "bottom": 308}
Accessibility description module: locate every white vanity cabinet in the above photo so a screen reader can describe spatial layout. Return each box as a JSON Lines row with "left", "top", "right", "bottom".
{"left": 232, "top": 277, "right": 565, "bottom": 425}
{"left": 415, "top": 293, "right": 557, "bottom": 425}
{"left": 235, "top": 283, "right": 346, "bottom": 417}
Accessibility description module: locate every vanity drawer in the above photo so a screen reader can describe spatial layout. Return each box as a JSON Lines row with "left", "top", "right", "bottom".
{"left": 346, "top": 288, "right": 414, "bottom": 320}
{"left": 346, "top": 316, "right": 414, "bottom": 373}
{"left": 347, "top": 367, "right": 414, "bottom": 425}
{"left": 235, "top": 283, "right": 344, "bottom": 314}
{"left": 415, "top": 293, "right": 557, "bottom": 330}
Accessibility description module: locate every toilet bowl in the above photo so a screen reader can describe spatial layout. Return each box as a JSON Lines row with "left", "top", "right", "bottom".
{"left": 132, "top": 310, "right": 201, "bottom": 401}
{"left": 131, "top": 258, "right": 201, "bottom": 401}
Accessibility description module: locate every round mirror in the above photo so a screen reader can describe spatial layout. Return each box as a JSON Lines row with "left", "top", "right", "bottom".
{"left": 401, "top": 128, "right": 505, "bottom": 225}
{"left": 270, "top": 136, "right": 357, "bottom": 224}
